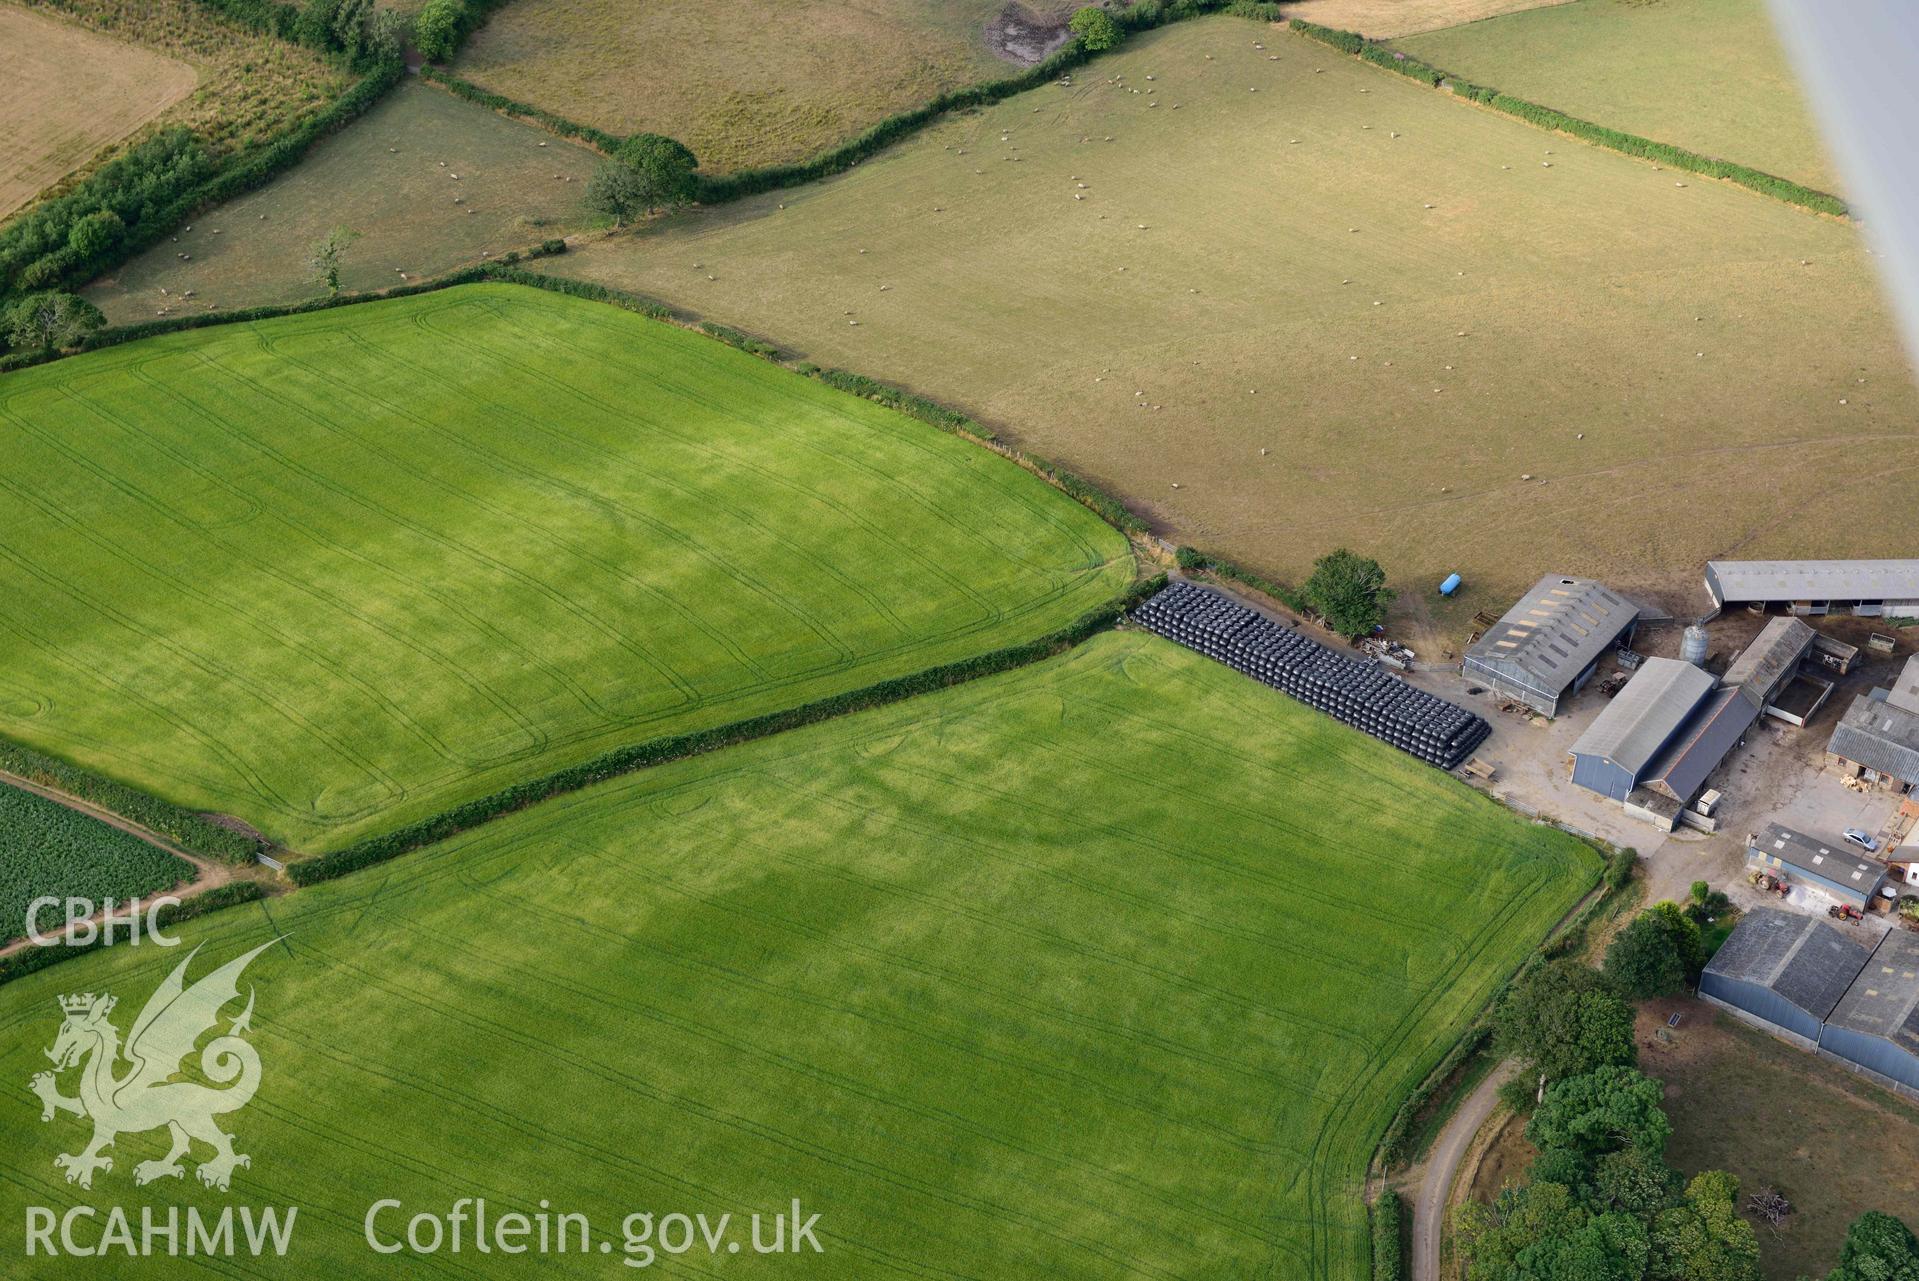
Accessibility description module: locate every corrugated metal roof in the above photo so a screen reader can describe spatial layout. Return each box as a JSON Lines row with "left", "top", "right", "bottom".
{"left": 1751, "top": 821, "right": 1888, "bottom": 890}
{"left": 1827, "top": 930, "right": 1919, "bottom": 1056}
{"left": 1463, "top": 574, "right": 1635, "bottom": 693}
{"left": 1707, "top": 559, "right": 1919, "bottom": 604}
{"left": 1829, "top": 694, "right": 1919, "bottom": 783}
{"left": 1643, "top": 686, "right": 1759, "bottom": 801}
{"left": 1890, "top": 655, "right": 1919, "bottom": 715}
{"left": 1721, "top": 617, "right": 1816, "bottom": 709}
{"left": 1704, "top": 907, "right": 1872, "bottom": 1021}
{"left": 1569, "top": 658, "right": 1715, "bottom": 775}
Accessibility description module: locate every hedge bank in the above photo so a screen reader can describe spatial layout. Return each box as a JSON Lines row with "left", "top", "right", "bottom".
{"left": 287, "top": 574, "right": 1165, "bottom": 887}
{"left": 1288, "top": 21, "right": 1847, "bottom": 218}
{"left": 0, "top": 739, "right": 261, "bottom": 864}
{"left": 0, "top": 881, "right": 269, "bottom": 989}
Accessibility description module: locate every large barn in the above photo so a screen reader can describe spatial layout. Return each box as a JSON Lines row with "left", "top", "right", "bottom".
{"left": 1705, "top": 559, "right": 1919, "bottom": 617}
{"left": 1462, "top": 575, "right": 1638, "bottom": 717}
{"left": 1699, "top": 907, "right": 1872, "bottom": 1048}
{"left": 1567, "top": 658, "right": 1718, "bottom": 820}
{"left": 1820, "top": 929, "right": 1919, "bottom": 1099}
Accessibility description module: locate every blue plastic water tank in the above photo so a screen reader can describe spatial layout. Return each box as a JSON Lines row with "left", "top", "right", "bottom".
{"left": 1439, "top": 573, "right": 1462, "bottom": 597}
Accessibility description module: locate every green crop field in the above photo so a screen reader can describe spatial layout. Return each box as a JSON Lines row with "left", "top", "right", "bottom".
{"left": 0, "top": 631, "right": 1596, "bottom": 1277}
{"left": 549, "top": 15, "right": 1917, "bottom": 638}
{"left": 1395, "top": 0, "right": 1838, "bottom": 193}
{"left": 0, "top": 784, "right": 191, "bottom": 946}
{"left": 0, "top": 283, "right": 1131, "bottom": 852}
{"left": 453, "top": 0, "right": 1084, "bottom": 174}
{"left": 85, "top": 82, "right": 601, "bottom": 323}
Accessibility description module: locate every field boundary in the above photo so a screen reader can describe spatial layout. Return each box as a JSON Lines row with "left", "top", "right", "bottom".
{"left": 1288, "top": 19, "right": 1848, "bottom": 218}
{"left": 286, "top": 573, "right": 1163, "bottom": 887}
{"left": 0, "top": 881, "right": 266, "bottom": 988}
{"left": 424, "top": 1, "right": 1287, "bottom": 205}
{"left": 1369, "top": 846, "right": 1627, "bottom": 1177}
{"left": 0, "top": 737, "right": 262, "bottom": 864}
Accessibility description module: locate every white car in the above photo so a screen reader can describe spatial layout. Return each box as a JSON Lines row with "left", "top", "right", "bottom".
{"left": 1843, "top": 828, "right": 1880, "bottom": 852}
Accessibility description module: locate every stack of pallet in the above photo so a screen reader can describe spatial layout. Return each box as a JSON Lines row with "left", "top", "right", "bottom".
{"left": 1133, "top": 581, "right": 1491, "bottom": 769}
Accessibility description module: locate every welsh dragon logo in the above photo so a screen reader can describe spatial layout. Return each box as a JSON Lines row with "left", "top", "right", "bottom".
{"left": 29, "top": 942, "right": 272, "bottom": 1192}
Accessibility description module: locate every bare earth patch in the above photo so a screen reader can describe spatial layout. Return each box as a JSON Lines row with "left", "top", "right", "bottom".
{"left": 0, "top": 5, "right": 197, "bottom": 216}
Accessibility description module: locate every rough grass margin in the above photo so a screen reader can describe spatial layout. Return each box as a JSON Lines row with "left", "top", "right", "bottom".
{"left": 1288, "top": 19, "right": 1847, "bottom": 218}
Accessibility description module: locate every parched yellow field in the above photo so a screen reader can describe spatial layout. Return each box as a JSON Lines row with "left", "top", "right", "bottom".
{"left": 454, "top": 0, "right": 1082, "bottom": 173}
{"left": 550, "top": 16, "right": 1917, "bottom": 623}
{"left": 15, "top": 0, "right": 350, "bottom": 168}
{"left": 1276, "top": 0, "right": 1574, "bottom": 39}
{"left": 1397, "top": 0, "right": 1838, "bottom": 192}
{"left": 0, "top": 4, "right": 197, "bottom": 216}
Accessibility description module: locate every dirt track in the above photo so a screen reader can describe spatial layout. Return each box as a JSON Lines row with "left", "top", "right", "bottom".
{"left": 1414, "top": 1059, "right": 1515, "bottom": 1281}
{"left": 0, "top": 769, "right": 245, "bottom": 958}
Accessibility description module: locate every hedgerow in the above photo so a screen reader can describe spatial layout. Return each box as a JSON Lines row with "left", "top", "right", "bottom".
{"left": 418, "top": 1, "right": 1285, "bottom": 205}
{"left": 419, "top": 68, "right": 626, "bottom": 154}
{"left": 1372, "top": 1190, "right": 1404, "bottom": 1281}
{"left": 0, "top": 785, "right": 194, "bottom": 946}
{"left": 0, "top": 738, "right": 260, "bottom": 864}
{"left": 287, "top": 575, "right": 1166, "bottom": 887}
{"left": 0, "top": 882, "right": 268, "bottom": 989}
{"left": 1288, "top": 21, "right": 1848, "bottom": 218}
{"left": 0, "top": 58, "right": 403, "bottom": 313}
{"left": 1174, "top": 546, "right": 1312, "bottom": 615}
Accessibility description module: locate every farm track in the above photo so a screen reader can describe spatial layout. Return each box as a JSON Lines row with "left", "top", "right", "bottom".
{"left": 0, "top": 769, "right": 238, "bottom": 959}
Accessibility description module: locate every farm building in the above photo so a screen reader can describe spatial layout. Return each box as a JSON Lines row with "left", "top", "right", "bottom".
{"left": 1889, "top": 821, "right": 1919, "bottom": 888}
{"left": 1462, "top": 574, "right": 1638, "bottom": 716}
{"left": 1721, "top": 616, "right": 1832, "bottom": 725}
{"left": 1705, "top": 559, "right": 1919, "bottom": 617}
{"left": 1699, "top": 907, "right": 1873, "bottom": 1049}
{"left": 1819, "top": 929, "right": 1919, "bottom": 1100}
{"left": 1889, "top": 655, "right": 1919, "bottom": 714}
{"left": 1568, "top": 658, "right": 1732, "bottom": 824}
{"left": 1827, "top": 694, "right": 1919, "bottom": 793}
{"left": 1746, "top": 822, "right": 1888, "bottom": 910}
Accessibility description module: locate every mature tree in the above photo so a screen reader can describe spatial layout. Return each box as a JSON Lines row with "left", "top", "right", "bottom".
{"left": 1069, "top": 5, "right": 1122, "bottom": 52}
{"left": 66, "top": 209, "right": 123, "bottom": 261}
{"left": 306, "top": 225, "right": 360, "bottom": 295}
{"left": 1649, "top": 1171, "right": 1760, "bottom": 1281}
{"left": 1605, "top": 902, "right": 1704, "bottom": 999}
{"left": 1591, "top": 1146, "right": 1681, "bottom": 1218}
{"left": 5, "top": 291, "right": 104, "bottom": 351}
{"left": 293, "top": 0, "right": 343, "bottom": 51}
{"left": 365, "top": 8, "right": 407, "bottom": 65}
{"left": 1825, "top": 1211, "right": 1919, "bottom": 1281}
{"left": 1303, "top": 547, "right": 1395, "bottom": 639}
{"left": 1455, "top": 1183, "right": 1648, "bottom": 1281}
{"left": 1495, "top": 960, "right": 1638, "bottom": 1090}
{"left": 584, "top": 161, "right": 649, "bottom": 227}
{"left": 616, "top": 133, "right": 699, "bottom": 210}
{"left": 413, "top": 0, "right": 462, "bottom": 60}
{"left": 1528, "top": 1066, "right": 1671, "bottom": 1161}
